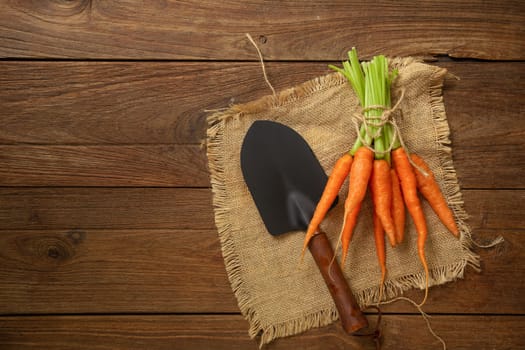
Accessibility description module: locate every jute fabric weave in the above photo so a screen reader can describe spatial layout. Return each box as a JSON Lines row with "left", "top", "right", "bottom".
{"left": 206, "top": 58, "right": 478, "bottom": 344}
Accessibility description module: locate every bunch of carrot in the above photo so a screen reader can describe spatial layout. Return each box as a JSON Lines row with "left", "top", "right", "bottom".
{"left": 301, "top": 48, "right": 459, "bottom": 305}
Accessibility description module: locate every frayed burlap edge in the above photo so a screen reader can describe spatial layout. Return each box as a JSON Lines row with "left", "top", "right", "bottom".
{"left": 206, "top": 57, "right": 480, "bottom": 345}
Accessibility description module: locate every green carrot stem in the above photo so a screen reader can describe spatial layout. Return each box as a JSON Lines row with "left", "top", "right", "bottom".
{"left": 387, "top": 123, "right": 400, "bottom": 151}
{"left": 379, "top": 117, "right": 389, "bottom": 165}
{"left": 330, "top": 49, "right": 398, "bottom": 157}
{"left": 350, "top": 124, "right": 370, "bottom": 155}
{"left": 364, "top": 56, "right": 386, "bottom": 160}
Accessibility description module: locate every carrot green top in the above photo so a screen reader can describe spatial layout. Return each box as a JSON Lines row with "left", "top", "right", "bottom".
{"left": 329, "top": 48, "right": 399, "bottom": 162}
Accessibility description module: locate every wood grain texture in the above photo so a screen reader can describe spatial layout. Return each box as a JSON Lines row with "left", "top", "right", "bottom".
{"left": 0, "top": 229, "right": 525, "bottom": 314}
{"left": 0, "top": 61, "right": 327, "bottom": 144}
{"left": 381, "top": 229, "right": 524, "bottom": 315}
{"left": 0, "top": 188, "right": 214, "bottom": 230}
{"left": 0, "top": 145, "right": 209, "bottom": 187}
{"left": 0, "top": 188, "right": 521, "bottom": 231}
{"left": 0, "top": 229, "right": 521, "bottom": 315}
{"left": 1, "top": 61, "right": 523, "bottom": 146}
{"left": 0, "top": 143, "right": 523, "bottom": 188}
{"left": 0, "top": 229, "right": 235, "bottom": 314}
{"left": 1, "top": 61, "right": 523, "bottom": 188}
{"left": 0, "top": 0, "right": 523, "bottom": 60}
{"left": 0, "top": 1, "right": 523, "bottom": 348}
{"left": 0, "top": 314, "right": 523, "bottom": 350}
{"left": 0, "top": 61, "right": 214, "bottom": 145}
{"left": 441, "top": 61, "right": 525, "bottom": 189}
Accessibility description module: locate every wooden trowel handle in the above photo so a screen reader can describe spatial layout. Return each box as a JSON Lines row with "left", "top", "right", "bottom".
{"left": 309, "top": 230, "right": 368, "bottom": 334}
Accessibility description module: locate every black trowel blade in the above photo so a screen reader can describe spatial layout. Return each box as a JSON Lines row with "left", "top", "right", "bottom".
{"left": 240, "top": 120, "right": 333, "bottom": 236}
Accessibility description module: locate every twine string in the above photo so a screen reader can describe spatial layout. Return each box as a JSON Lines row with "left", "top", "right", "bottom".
{"left": 352, "top": 89, "right": 428, "bottom": 176}
{"left": 354, "top": 305, "right": 383, "bottom": 350}
{"left": 352, "top": 89, "right": 405, "bottom": 154}
{"left": 377, "top": 297, "right": 447, "bottom": 350}
{"left": 245, "top": 33, "right": 277, "bottom": 99}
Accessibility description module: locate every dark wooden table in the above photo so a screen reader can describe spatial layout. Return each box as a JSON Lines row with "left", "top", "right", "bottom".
{"left": 0, "top": 1, "right": 523, "bottom": 349}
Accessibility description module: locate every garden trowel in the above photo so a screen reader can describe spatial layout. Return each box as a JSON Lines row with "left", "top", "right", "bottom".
{"left": 240, "top": 120, "right": 368, "bottom": 334}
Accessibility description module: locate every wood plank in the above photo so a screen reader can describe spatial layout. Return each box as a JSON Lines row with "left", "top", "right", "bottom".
{"left": 0, "top": 143, "right": 523, "bottom": 188}
{"left": 0, "top": 0, "right": 522, "bottom": 60}
{"left": 461, "top": 191, "right": 525, "bottom": 231}
{"left": 0, "top": 61, "right": 214, "bottom": 145}
{"left": 0, "top": 188, "right": 521, "bottom": 231}
{"left": 1, "top": 62, "right": 523, "bottom": 188}
{"left": 441, "top": 61, "right": 525, "bottom": 189}
{"left": 0, "top": 227, "right": 521, "bottom": 315}
{"left": 380, "top": 229, "right": 524, "bottom": 315}
{"left": 0, "top": 61, "right": 325, "bottom": 144}
{"left": 0, "top": 314, "right": 523, "bottom": 350}
{"left": 452, "top": 144, "right": 525, "bottom": 189}
{"left": 440, "top": 61, "right": 525, "bottom": 148}
{"left": 0, "top": 145, "right": 209, "bottom": 187}
{"left": 0, "top": 229, "right": 235, "bottom": 314}
{"left": 1, "top": 61, "right": 522, "bottom": 146}
{"left": 0, "top": 188, "right": 214, "bottom": 230}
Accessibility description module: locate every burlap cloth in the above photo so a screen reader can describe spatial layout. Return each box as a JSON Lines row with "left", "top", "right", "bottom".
{"left": 206, "top": 58, "right": 479, "bottom": 345}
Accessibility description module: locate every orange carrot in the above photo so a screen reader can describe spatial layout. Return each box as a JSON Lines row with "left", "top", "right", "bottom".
{"left": 344, "top": 147, "right": 374, "bottom": 216}
{"left": 410, "top": 154, "right": 459, "bottom": 237}
{"left": 332, "top": 146, "right": 372, "bottom": 266}
{"left": 335, "top": 147, "right": 373, "bottom": 264}
{"left": 392, "top": 148, "right": 429, "bottom": 305}
{"left": 340, "top": 201, "right": 362, "bottom": 266}
{"left": 301, "top": 153, "right": 353, "bottom": 259}
{"left": 370, "top": 159, "right": 397, "bottom": 247}
{"left": 390, "top": 168, "right": 406, "bottom": 244}
{"left": 373, "top": 211, "right": 386, "bottom": 302}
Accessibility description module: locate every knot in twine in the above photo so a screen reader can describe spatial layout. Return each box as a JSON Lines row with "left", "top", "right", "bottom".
{"left": 352, "top": 88, "right": 406, "bottom": 156}
{"left": 352, "top": 90, "right": 429, "bottom": 176}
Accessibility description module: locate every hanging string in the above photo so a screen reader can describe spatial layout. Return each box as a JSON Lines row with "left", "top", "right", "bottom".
{"left": 353, "top": 305, "right": 383, "bottom": 350}
{"left": 245, "top": 33, "right": 277, "bottom": 99}
{"left": 377, "top": 296, "right": 447, "bottom": 350}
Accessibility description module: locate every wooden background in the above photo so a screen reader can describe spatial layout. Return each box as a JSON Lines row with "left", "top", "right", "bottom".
{"left": 0, "top": 1, "right": 524, "bottom": 349}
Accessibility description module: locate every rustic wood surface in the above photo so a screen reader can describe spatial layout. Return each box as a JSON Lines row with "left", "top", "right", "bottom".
{"left": 1, "top": 315, "right": 523, "bottom": 350}
{"left": 0, "top": 0, "right": 523, "bottom": 60}
{"left": 0, "top": 1, "right": 523, "bottom": 349}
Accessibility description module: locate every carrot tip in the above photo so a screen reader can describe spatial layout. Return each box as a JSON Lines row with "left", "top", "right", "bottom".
{"left": 299, "top": 246, "right": 308, "bottom": 263}
{"left": 385, "top": 231, "right": 397, "bottom": 247}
